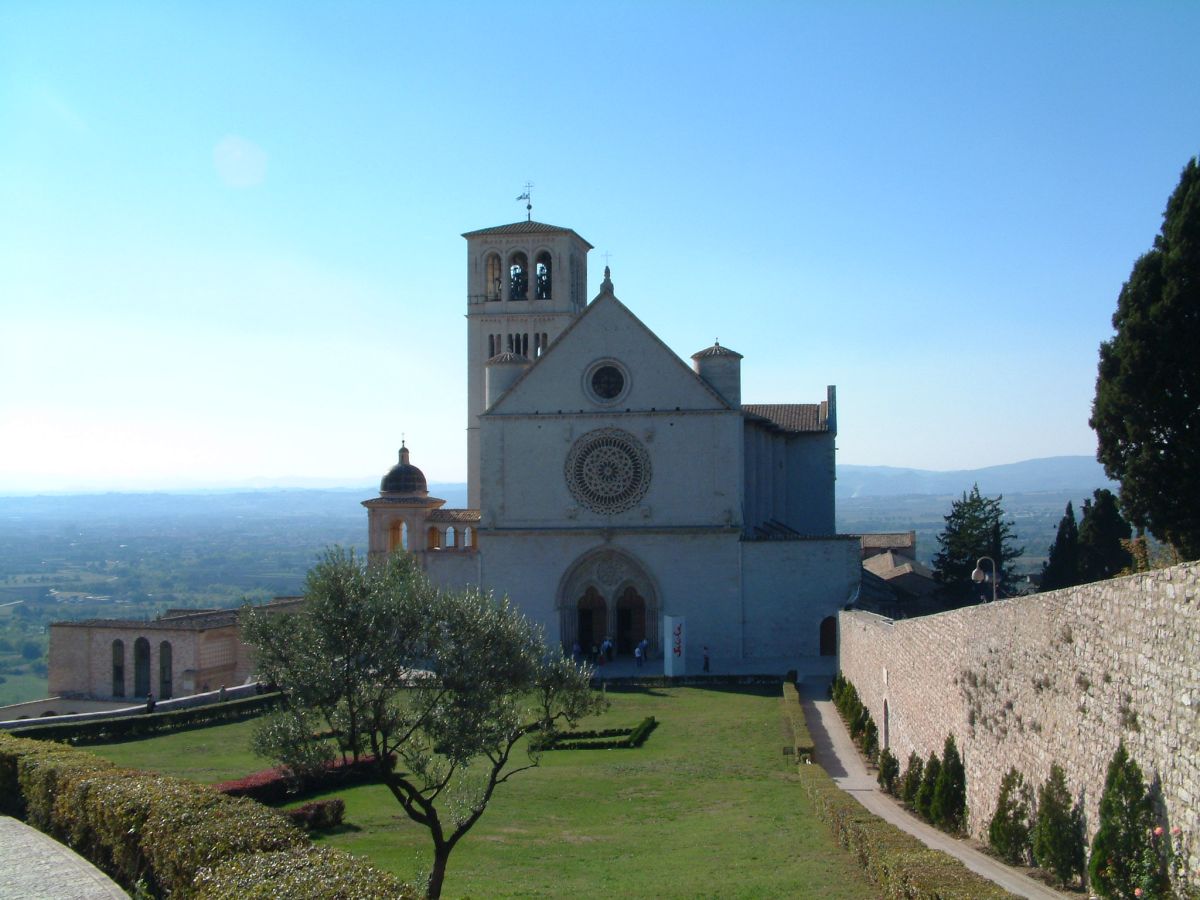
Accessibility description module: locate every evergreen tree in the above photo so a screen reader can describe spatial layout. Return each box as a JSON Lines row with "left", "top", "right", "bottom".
{"left": 930, "top": 734, "right": 967, "bottom": 833}
{"left": 900, "top": 751, "right": 924, "bottom": 805}
{"left": 1077, "top": 489, "right": 1133, "bottom": 581}
{"left": 1089, "top": 743, "right": 1165, "bottom": 898}
{"left": 1032, "top": 763, "right": 1086, "bottom": 888}
{"left": 877, "top": 748, "right": 900, "bottom": 795}
{"left": 1040, "top": 501, "right": 1080, "bottom": 591}
{"left": 932, "top": 484, "right": 1024, "bottom": 603}
{"left": 916, "top": 752, "right": 941, "bottom": 821}
{"left": 1091, "top": 157, "right": 1200, "bottom": 561}
{"left": 988, "top": 767, "right": 1032, "bottom": 865}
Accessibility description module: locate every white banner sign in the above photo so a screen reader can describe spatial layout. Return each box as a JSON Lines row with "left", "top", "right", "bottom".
{"left": 663, "top": 615, "right": 685, "bottom": 677}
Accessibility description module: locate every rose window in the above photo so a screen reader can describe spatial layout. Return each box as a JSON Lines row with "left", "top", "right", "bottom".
{"left": 565, "top": 428, "right": 651, "bottom": 514}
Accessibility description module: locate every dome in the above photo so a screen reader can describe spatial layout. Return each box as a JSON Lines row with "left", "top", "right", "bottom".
{"left": 380, "top": 444, "right": 428, "bottom": 496}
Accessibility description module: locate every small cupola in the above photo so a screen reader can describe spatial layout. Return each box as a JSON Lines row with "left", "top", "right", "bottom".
{"left": 691, "top": 340, "right": 743, "bottom": 408}
{"left": 485, "top": 351, "right": 531, "bottom": 408}
{"left": 380, "top": 442, "right": 429, "bottom": 497}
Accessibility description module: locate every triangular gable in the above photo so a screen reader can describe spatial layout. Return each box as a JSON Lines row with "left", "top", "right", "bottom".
{"left": 486, "top": 289, "right": 730, "bottom": 415}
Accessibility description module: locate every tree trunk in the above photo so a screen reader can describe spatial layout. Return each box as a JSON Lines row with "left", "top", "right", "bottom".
{"left": 426, "top": 845, "right": 451, "bottom": 899}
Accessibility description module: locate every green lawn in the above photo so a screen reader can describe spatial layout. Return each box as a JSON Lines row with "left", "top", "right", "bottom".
{"left": 0, "top": 672, "right": 49, "bottom": 707}
{"left": 89, "top": 685, "right": 878, "bottom": 899}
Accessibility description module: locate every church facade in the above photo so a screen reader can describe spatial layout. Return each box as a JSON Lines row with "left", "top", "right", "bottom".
{"left": 364, "top": 219, "right": 859, "bottom": 669}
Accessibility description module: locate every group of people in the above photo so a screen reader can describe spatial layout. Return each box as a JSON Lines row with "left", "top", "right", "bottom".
{"left": 570, "top": 637, "right": 652, "bottom": 668}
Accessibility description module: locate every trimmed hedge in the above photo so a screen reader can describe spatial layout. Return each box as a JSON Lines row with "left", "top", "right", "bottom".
{"left": 781, "top": 682, "right": 814, "bottom": 761}
{"left": 8, "top": 693, "right": 283, "bottom": 745}
{"left": 213, "top": 754, "right": 388, "bottom": 804}
{"left": 531, "top": 716, "right": 657, "bottom": 751}
{"left": 0, "top": 732, "right": 414, "bottom": 898}
{"left": 194, "top": 847, "right": 417, "bottom": 899}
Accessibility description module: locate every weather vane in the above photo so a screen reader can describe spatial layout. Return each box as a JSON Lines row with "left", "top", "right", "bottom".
{"left": 516, "top": 182, "right": 533, "bottom": 221}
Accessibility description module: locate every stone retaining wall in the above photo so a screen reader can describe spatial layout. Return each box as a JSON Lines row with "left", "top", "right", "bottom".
{"left": 839, "top": 562, "right": 1199, "bottom": 872}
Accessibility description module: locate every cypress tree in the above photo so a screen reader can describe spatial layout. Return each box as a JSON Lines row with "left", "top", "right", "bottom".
{"left": 1077, "top": 489, "right": 1133, "bottom": 581}
{"left": 916, "top": 752, "right": 941, "bottom": 821}
{"left": 1089, "top": 743, "right": 1165, "bottom": 898}
{"left": 900, "top": 751, "right": 924, "bottom": 805}
{"left": 1032, "top": 763, "right": 1086, "bottom": 888}
{"left": 930, "top": 734, "right": 967, "bottom": 833}
{"left": 988, "top": 767, "right": 1032, "bottom": 865}
{"left": 1040, "top": 502, "right": 1080, "bottom": 591}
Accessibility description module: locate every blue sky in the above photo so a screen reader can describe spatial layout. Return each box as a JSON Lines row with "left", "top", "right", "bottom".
{"left": 1, "top": 2, "right": 1197, "bottom": 492}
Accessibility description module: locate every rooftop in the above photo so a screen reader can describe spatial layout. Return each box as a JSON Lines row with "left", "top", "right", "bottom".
{"left": 742, "top": 403, "right": 828, "bottom": 433}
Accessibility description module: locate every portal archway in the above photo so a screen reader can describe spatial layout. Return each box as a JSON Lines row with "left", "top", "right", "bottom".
{"left": 819, "top": 616, "right": 837, "bottom": 656}
{"left": 557, "top": 548, "right": 659, "bottom": 656}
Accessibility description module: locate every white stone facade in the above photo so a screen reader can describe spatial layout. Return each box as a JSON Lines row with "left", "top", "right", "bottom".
{"left": 366, "top": 218, "right": 857, "bottom": 669}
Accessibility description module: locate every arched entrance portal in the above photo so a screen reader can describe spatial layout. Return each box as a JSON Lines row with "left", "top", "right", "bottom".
{"left": 558, "top": 549, "right": 659, "bottom": 658}
{"left": 616, "top": 587, "right": 646, "bottom": 655}
{"left": 577, "top": 586, "right": 606, "bottom": 653}
{"left": 819, "top": 616, "right": 837, "bottom": 656}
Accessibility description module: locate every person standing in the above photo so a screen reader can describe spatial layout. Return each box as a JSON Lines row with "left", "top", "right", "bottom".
{"left": 634, "top": 643, "right": 643, "bottom": 667}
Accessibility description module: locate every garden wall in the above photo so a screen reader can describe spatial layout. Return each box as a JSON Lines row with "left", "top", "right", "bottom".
{"left": 839, "top": 561, "right": 1199, "bottom": 871}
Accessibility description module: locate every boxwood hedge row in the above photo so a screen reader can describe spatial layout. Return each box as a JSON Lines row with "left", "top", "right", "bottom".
{"left": 0, "top": 732, "right": 415, "bottom": 898}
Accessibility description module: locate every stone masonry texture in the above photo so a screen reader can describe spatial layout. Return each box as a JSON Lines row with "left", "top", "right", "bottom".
{"left": 839, "top": 562, "right": 1199, "bottom": 873}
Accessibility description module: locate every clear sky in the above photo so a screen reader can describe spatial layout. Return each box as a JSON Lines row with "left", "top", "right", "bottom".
{"left": 2, "top": 2, "right": 1197, "bottom": 493}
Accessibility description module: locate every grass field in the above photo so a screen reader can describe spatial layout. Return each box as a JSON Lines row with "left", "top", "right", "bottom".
{"left": 0, "top": 672, "right": 49, "bottom": 707}
{"left": 89, "top": 685, "right": 879, "bottom": 899}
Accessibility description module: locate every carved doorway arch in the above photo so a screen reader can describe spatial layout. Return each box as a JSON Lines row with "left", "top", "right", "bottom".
{"left": 558, "top": 548, "right": 659, "bottom": 656}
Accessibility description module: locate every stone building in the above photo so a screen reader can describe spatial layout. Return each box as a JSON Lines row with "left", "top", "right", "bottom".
{"left": 363, "top": 218, "right": 860, "bottom": 669}
{"left": 44, "top": 599, "right": 300, "bottom": 704}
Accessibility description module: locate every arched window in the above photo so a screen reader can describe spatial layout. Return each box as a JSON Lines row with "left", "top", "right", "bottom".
{"left": 508, "top": 252, "right": 528, "bottom": 300}
{"left": 427, "top": 526, "right": 441, "bottom": 550}
{"left": 488, "top": 334, "right": 495, "bottom": 357}
{"left": 401, "top": 521, "right": 409, "bottom": 551}
{"left": 463, "top": 526, "right": 473, "bottom": 548}
{"left": 535, "top": 251, "right": 552, "bottom": 299}
{"left": 159, "top": 641, "right": 173, "bottom": 700}
{"left": 506, "top": 333, "right": 514, "bottom": 353}
{"left": 486, "top": 253, "right": 502, "bottom": 300}
{"left": 133, "top": 637, "right": 151, "bottom": 697}
{"left": 112, "top": 639, "right": 125, "bottom": 698}
{"left": 390, "top": 520, "right": 407, "bottom": 553}
{"left": 819, "top": 616, "right": 837, "bottom": 656}
{"left": 521, "top": 333, "right": 529, "bottom": 356}
{"left": 446, "top": 526, "right": 457, "bottom": 549}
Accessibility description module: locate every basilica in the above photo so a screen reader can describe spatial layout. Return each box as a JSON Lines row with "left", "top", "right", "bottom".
{"left": 363, "top": 219, "right": 859, "bottom": 669}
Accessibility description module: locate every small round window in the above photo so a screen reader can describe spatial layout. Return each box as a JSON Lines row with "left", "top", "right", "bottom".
{"left": 584, "top": 360, "right": 630, "bottom": 404}
{"left": 591, "top": 365, "right": 624, "bottom": 399}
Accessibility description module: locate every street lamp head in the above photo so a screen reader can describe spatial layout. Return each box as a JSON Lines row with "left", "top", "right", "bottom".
{"left": 971, "top": 566, "right": 986, "bottom": 583}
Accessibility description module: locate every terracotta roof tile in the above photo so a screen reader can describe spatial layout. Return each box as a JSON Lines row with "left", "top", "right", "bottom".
{"left": 427, "top": 508, "right": 482, "bottom": 523}
{"left": 742, "top": 403, "right": 828, "bottom": 433}
{"left": 461, "top": 221, "right": 594, "bottom": 248}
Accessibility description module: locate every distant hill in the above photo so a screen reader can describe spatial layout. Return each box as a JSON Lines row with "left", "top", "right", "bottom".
{"left": 837, "top": 456, "right": 1114, "bottom": 499}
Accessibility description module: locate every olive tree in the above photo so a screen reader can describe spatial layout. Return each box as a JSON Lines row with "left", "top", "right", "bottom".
{"left": 243, "top": 548, "right": 605, "bottom": 899}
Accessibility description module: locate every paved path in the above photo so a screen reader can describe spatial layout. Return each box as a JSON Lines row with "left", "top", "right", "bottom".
{"left": 800, "top": 690, "right": 1068, "bottom": 900}
{"left": 0, "top": 817, "right": 128, "bottom": 899}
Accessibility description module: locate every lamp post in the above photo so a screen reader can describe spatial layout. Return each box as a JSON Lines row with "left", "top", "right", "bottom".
{"left": 971, "top": 556, "right": 997, "bottom": 603}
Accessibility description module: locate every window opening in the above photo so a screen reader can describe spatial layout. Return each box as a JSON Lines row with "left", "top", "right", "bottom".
{"left": 159, "top": 641, "right": 173, "bottom": 700}
{"left": 508, "top": 252, "right": 528, "bottom": 300}
{"left": 486, "top": 253, "right": 502, "bottom": 300}
{"left": 112, "top": 640, "right": 125, "bottom": 698}
{"left": 535, "top": 251, "right": 552, "bottom": 299}
{"left": 427, "top": 526, "right": 441, "bottom": 550}
{"left": 133, "top": 637, "right": 151, "bottom": 697}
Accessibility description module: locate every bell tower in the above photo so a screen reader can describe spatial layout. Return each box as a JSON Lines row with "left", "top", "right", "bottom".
{"left": 462, "top": 220, "right": 592, "bottom": 507}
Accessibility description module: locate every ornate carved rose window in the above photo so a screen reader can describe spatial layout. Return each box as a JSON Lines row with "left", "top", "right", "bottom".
{"left": 564, "top": 428, "right": 651, "bottom": 514}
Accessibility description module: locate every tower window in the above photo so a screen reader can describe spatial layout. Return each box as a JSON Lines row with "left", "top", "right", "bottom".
{"left": 508, "top": 252, "right": 528, "bottom": 301}
{"left": 535, "top": 251, "right": 552, "bottom": 299}
{"left": 486, "top": 253, "right": 502, "bottom": 300}
{"left": 488, "top": 334, "right": 495, "bottom": 357}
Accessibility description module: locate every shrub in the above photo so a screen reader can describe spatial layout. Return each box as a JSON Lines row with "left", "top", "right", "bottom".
{"left": 877, "top": 748, "right": 900, "bottom": 795}
{"left": 988, "top": 767, "right": 1032, "bottom": 865}
{"left": 1032, "top": 762, "right": 1086, "bottom": 888}
{"left": 916, "top": 752, "right": 941, "bottom": 821}
{"left": 931, "top": 734, "right": 967, "bottom": 833}
{"left": 213, "top": 754, "right": 388, "bottom": 804}
{"left": 900, "top": 751, "right": 924, "bottom": 805}
{"left": 285, "top": 798, "right": 346, "bottom": 832}
{"left": 1089, "top": 742, "right": 1166, "bottom": 898}
{"left": 860, "top": 718, "right": 879, "bottom": 759}
{"left": 781, "top": 682, "right": 815, "bottom": 761}
{"left": 194, "top": 846, "right": 419, "bottom": 899}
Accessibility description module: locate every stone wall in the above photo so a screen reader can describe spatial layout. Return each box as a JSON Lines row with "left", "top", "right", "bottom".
{"left": 839, "top": 562, "right": 1200, "bottom": 872}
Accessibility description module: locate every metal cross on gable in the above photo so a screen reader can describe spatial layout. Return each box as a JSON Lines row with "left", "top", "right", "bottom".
{"left": 516, "top": 182, "right": 533, "bottom": 220}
